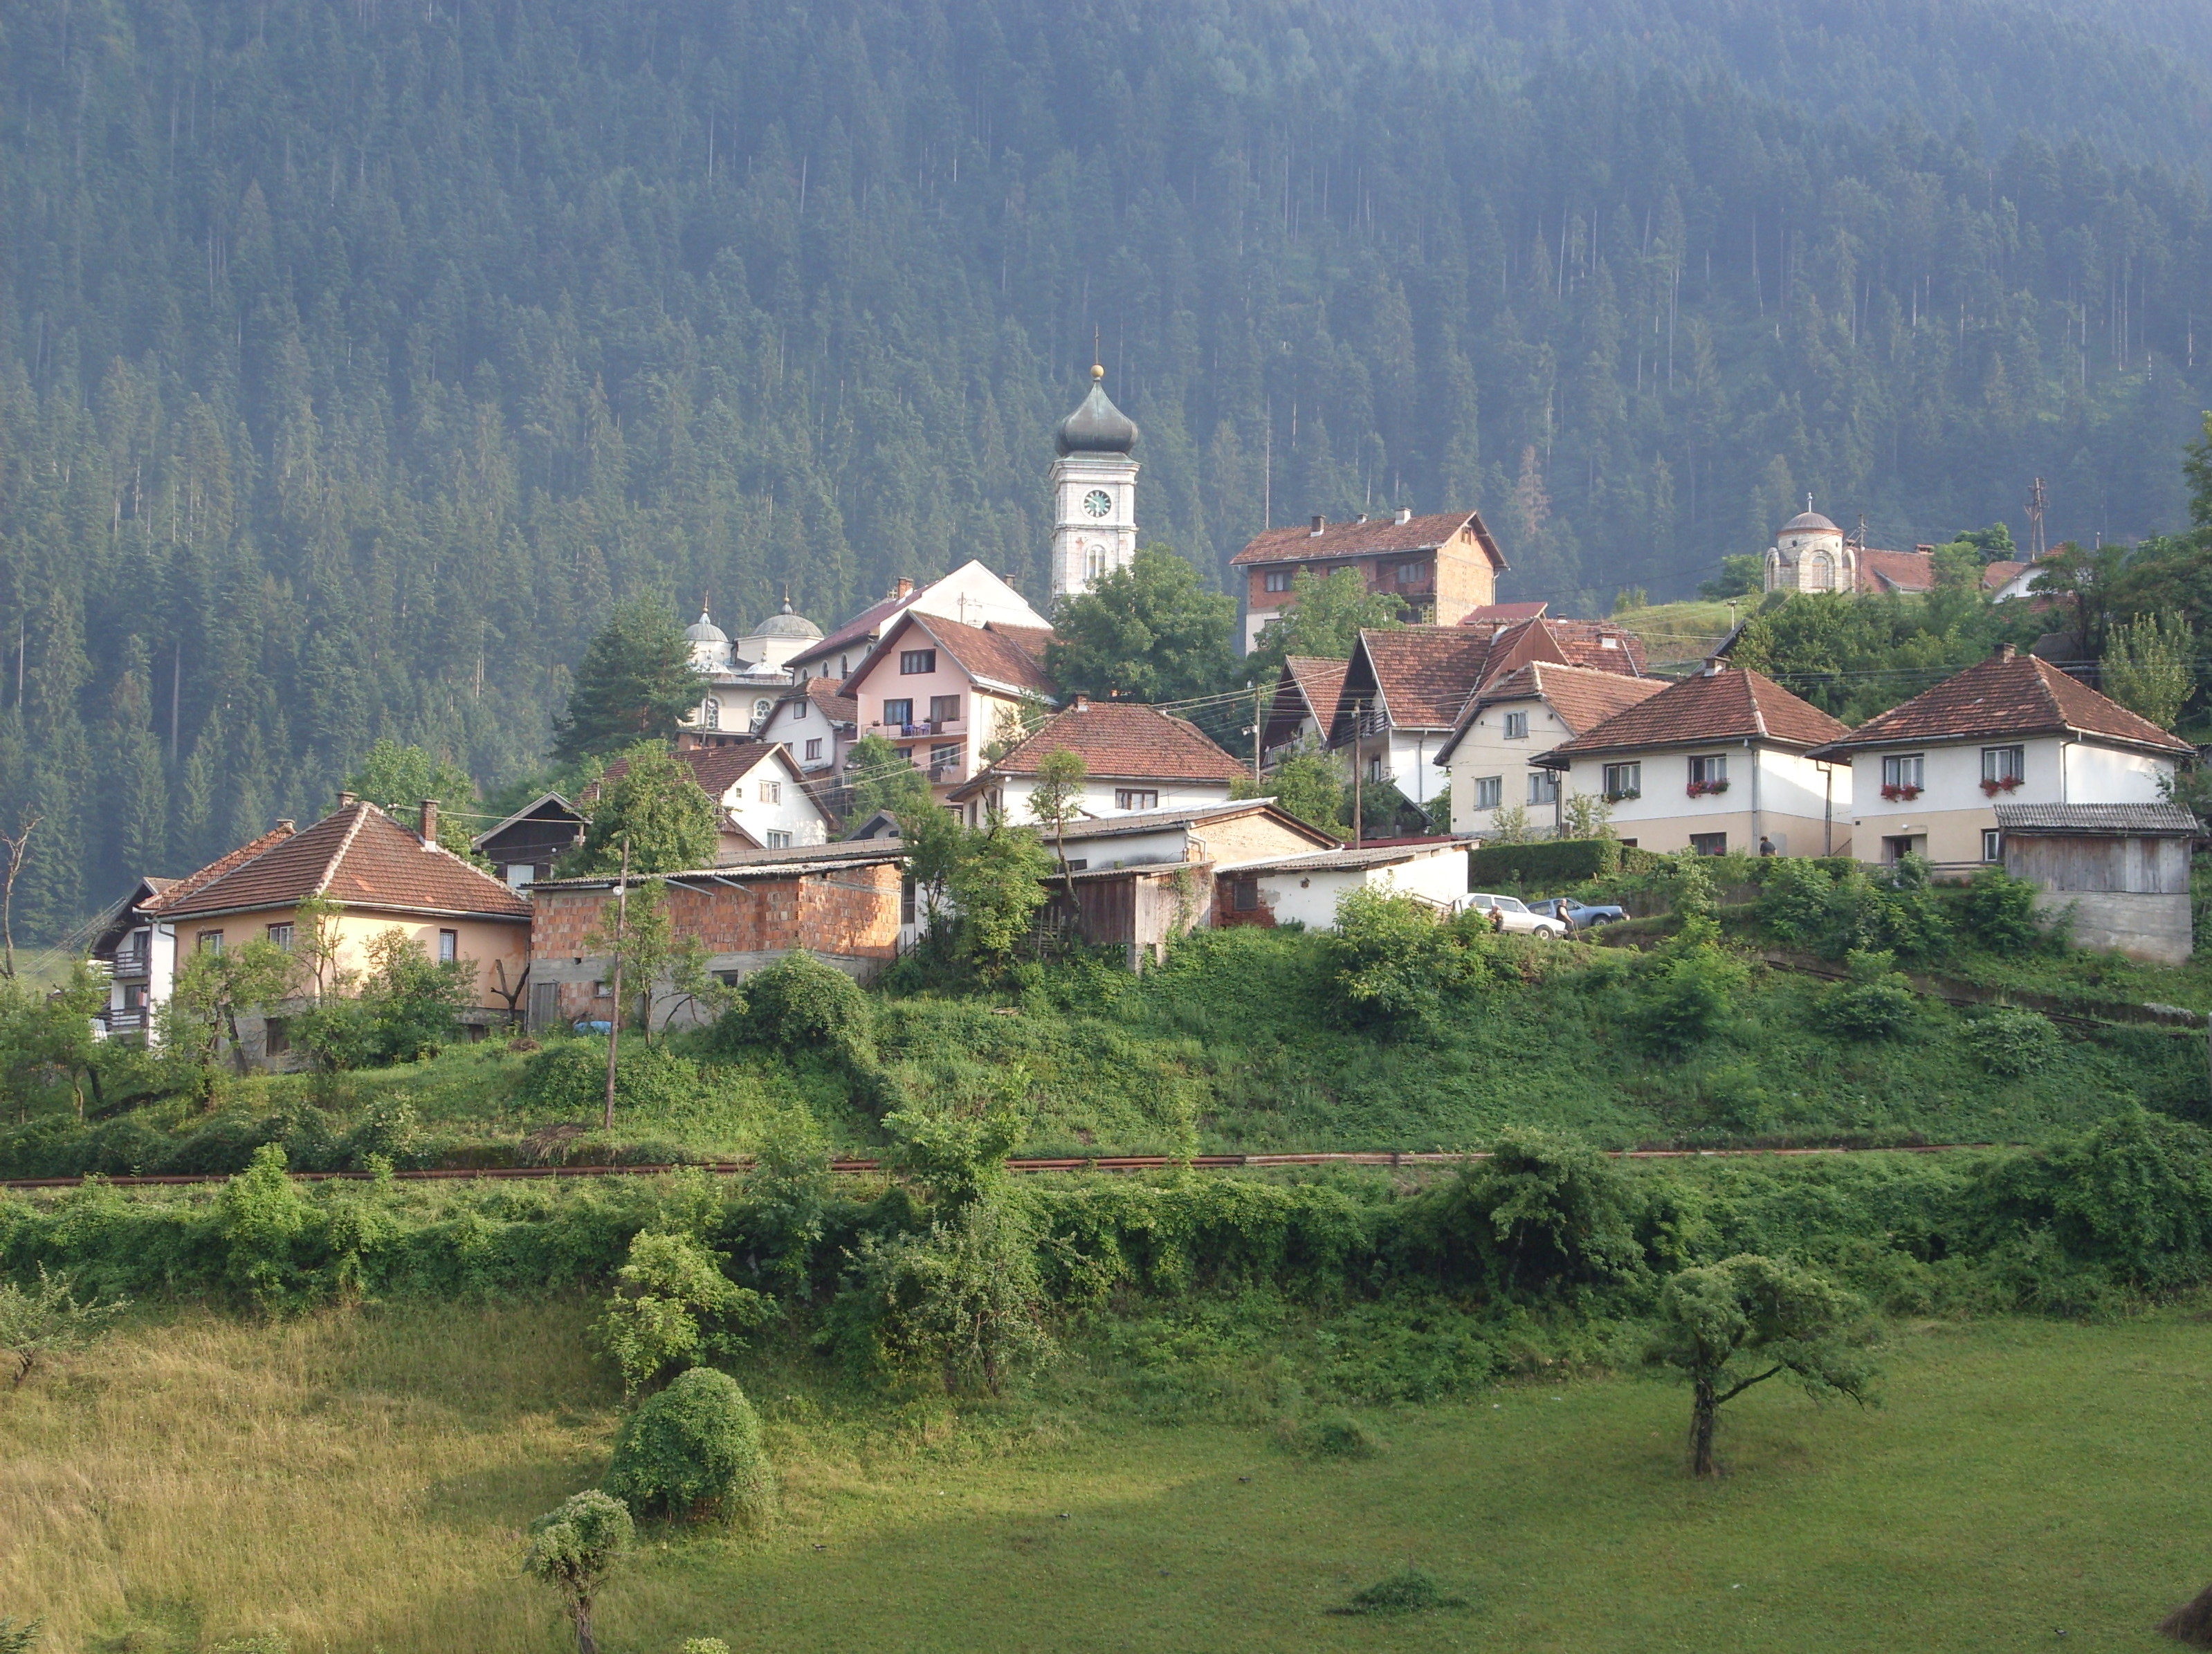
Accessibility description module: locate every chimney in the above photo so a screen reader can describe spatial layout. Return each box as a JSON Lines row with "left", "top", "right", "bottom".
{"left": 1915, "top": 544, "right": 1935, "bottom": 555}
{"left": 894, "top": 577, "right": 915, "bottom": 600}
{"left": 1395, "top": 506, "right": 1413, "bottom": 525}
{"left": 1995, "top": 641, "right": 2017, "bottom": 662}
{"left": 1355, "top": 513, "right": 1369, "bottom": 524}
{"left": 336, "top": 791, "right": 357, "bottom": 809}
{"left": 1309, "top": 514, "right": 1326, "bottom": 536}
{"left": 1703, "top": 655, "right": 1727, "bottom": 677}
{"left": 275, "top": 819, "right": 295, "bottom": 833}
{"left": 419, "top": 799, "right": 440, "bottom": 846}
{"left": 1071, "top": 692, "right": 1090, "bottom": 713}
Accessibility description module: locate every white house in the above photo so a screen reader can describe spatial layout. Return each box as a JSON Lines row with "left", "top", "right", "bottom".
{"left": 756, "top": 677, "right": 858, "bottom": 776}
{"left": 601, "top": 742, "right": 832, "bottom": 855}
{"left": 1048, "top": 798, "right": 1340, "bottom": 874}
{"left": 1537, "top": 661, "right": 1852, "bottom": 856}
{"left": 949, "top": 697, "right": 1252, "bottom": 825}
{"left": 783, "top": 560, "right": 1052, "bottom": 687}
{"left": 1807, "top": 643, "right": 2192, "bottom": 867}
{"left": 1438, "top": 662, "right": 1668, "bottom": 838}
{"left": 1223, "top": 841, "right": 1470, "bottom": 930}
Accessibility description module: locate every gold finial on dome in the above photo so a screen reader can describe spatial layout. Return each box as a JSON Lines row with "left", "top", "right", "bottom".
{"left": 1091, "top": 362, "right": 1104, "bottom": 381}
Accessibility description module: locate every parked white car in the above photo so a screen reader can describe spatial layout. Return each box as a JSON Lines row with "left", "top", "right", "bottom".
{"left": 1461, "top": 892, "right": 1563, "bottom": 937}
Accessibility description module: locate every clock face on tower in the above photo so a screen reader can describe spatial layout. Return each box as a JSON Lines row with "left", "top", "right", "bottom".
{"left": 1081, "top": 488, "right": 1113, "bottom": 519}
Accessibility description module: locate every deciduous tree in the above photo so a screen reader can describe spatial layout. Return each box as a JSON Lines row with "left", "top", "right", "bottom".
{"left": 1043, "top": 545, "right": 1238, "bottom": 703}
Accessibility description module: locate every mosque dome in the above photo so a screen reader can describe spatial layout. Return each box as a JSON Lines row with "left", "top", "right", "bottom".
{"left": 1780, "top": 511, "right": 1840, "bottom": 535}
{"left": 750, "top": 598, "right": 823, "bottom": 642}
{"left": 685, "top": 610, "right": 731, "bottom": 645}
{"left": 1054, "top": 365, "right": 1139, "bottom": 457}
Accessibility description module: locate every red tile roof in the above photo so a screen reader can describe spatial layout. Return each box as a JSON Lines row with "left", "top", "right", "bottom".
{"left": 1808, "top": 649, "right": 2193, "bottom": 757}
{"left": 1333, "top": 616, "right": 1647, "bottom": 740}
{"left": 799, "top": 677, "right": 857, "bottom": 726}
{"left": 951, "top": 701, "right": 1249, "bottom": 796}
{"left": 1262, "top": 656, "right": 1353, "bottom": 751}
{"left": 787, "top": 589, "right": 917, "bottom": 674}
{"left": 605, "top": 741, "right": 792, "bottom": 803}
{"left": 1461, "top": 601, "right": 1548, "bottom": 625}
{"left": 158, "top": 802, "right": 531, "bottom": 922}
{"left": 141, "top": 825, "right": 300, "bottom": 915}
{"left": 1232, "top": 509, "right": 1506, "bottom": 570}
{"left": 1547, "top": 665, "right": 1849, "bottom": 757}
{"left": 1858, "top": 547, "right": 1937, "bottom": 594}
{"left": 1980, "top": 560, "right": 2031, "bottom": 592}
{"left": 1438, "top": 661, "right": 1673, "bottom": 764}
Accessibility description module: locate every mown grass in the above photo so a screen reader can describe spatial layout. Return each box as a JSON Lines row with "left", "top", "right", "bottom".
{"left": 4, "top": 1301, "right": 2211, "bottom": 1650}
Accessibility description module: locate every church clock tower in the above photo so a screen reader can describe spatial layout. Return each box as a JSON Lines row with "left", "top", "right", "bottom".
{"left": 1049, "top": 363, "right": 1140, "bottom": 603}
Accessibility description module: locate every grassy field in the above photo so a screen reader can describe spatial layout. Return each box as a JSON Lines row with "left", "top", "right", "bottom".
{"left": 6, "top": 1301, "right": 2211, "bottom": 1651}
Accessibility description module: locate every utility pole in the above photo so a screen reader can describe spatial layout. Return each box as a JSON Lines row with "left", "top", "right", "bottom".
{"left": 1350, "top": 698, "right": 1365, "bottom": 846}
{"left": 1251, "top": 682, "right": 1263, "bottom": 777}
{"left": 601, "top": 833, "right": 630, "bottom": 1134}
{"left": 2026, "top": 476, "right": 2048, "bottom": 561}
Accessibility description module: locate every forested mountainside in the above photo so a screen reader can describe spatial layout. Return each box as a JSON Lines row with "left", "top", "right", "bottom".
{"left": 5, "top": 0, "right": 2212, "bottom": 935}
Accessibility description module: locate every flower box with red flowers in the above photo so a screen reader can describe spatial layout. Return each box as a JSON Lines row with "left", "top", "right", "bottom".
{"left": 1880, "top": 782, "right": 1923, "bottom": 802}
{"left": 1979, "top": 775, "right": 2024, "bottom": 797}
{"left": 1685, "top": 779, "right": 1730, "bottom": 798}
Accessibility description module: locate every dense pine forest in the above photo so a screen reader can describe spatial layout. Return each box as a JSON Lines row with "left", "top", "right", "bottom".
{"left": 6, "top": 0, "right": 2212, "bottom": 934}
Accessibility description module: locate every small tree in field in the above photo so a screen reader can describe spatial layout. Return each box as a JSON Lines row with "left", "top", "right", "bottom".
{"left": 523, "top": 1489, "right": 634, "bottom": 1654}
{"left": 0, "top": 1265, "right": 129, "bottom": 1384}
{"left": 1649, "top": 1253, "right": 1875, "bottom": 1478}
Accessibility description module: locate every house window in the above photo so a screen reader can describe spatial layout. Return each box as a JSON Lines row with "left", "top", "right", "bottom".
{"left": 792, "top": 701, "right": 807, "bottom": 720}
{"left": 901, "top": 874, "right": 917, "bottom": 924}
{"left": 1473, "top": 775, "right": 1503, "bottom": 810}
{"left": 506, "top": 863, "right": 537, "bottom": 889}
{"left": 264, "top": 1018, "right": 291, "bottom": 1057}
{"left": 437, "top": 929, "right": 458, "bottom": 964}
{"left": 753, "top": 699, "right": 771, "bottom": 724}
{"left": 1982, "top": 745, "right": 2025, "bottom": 785}
{"left": 197, "top": 930, "right": 224, "bottom": 954}
{"left": 1115, "top": 788, "right": 1160, "bottom": 811}
{"left": 805, "top": 738, "right": 824, "bottom": 762}
{"left": 1688, "top": 754, "right": 1728, "bottom": 788}
{"left": 759, "top": 780, "right": 783, "bottom": 803}
{"left": 1528, "top": 771, "right": 1558, "bottom": 805}
{"left": 1690, "top": 832, "right": 1728, "bottom": 856}
{"left": 1263, "top": 569, "right": 1294, "bottom": 593}
{"left": 929, "top": 695, "right": 962, "bottom": 724}
{"left": 929, "top": 744, "right": 963, "bottom": 774}
{"left": 1066, "top": 860, "right": 1088, "bottom": 872}
{"left": 122, "top": 983, "right": 147, "bottom": 1011}
{"left": 1881, "top": 753, "right": 1925, "bottom": 793}
{"left": 1367, "top": 755, "right": 1384, "bottom": 783}
{"left": 1983, "top": 828, "right": 2004, "bottom": 863}
{"left": 1396, "top": 561, "right": 1426, "bottom": 585}
{"left": 767, "top": 831, "right": 792, "bottom": 849}
{"left": 883, "top": 698, "right": 914, "bottom": 728}
{"left": 702, "top": 697, "right": 720, "bottom": 730}
{"left": 126, "top": 928, "right": 149, "bottom": 966}
{"left": 1809, "top": 552, "right": 1834, "bottom": 591}
{"left": 265, "top": 922, "right": 295, "bottom": 950}
{"left": 1232, "top": 879, "right": 1261, "bottom": 912}
{"left": 1503, "top": 710, "right": 1529, "bottom": 740}
{"left": 899, "top": 649, "right": 936, "bottom": 674}
{"left": 1602, "top": 762, "right": 1642, "bottom": 800}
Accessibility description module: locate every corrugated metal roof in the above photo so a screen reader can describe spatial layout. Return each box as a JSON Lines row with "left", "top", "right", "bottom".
{"left": 1992, "top": 803, "right": 2203, "bottom": 836}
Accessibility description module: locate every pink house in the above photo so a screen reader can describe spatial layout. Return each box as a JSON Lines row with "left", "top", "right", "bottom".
{"left": 839, "top": 611, "right": 1059, "bottom": 800}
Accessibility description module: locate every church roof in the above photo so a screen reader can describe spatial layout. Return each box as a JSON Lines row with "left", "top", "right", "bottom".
{"left": 1054, "top": 368, "right": 1139, "bottom": 456}
{"left": 1780, "top": 511, "right": 1840, "bottom": 533}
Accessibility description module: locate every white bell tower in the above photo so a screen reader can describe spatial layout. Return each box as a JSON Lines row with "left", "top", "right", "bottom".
{"left": 1049, "top": 364, "right": 1140, "bottom": 603}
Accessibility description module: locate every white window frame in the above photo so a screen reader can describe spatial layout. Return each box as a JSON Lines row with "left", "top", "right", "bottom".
{"left": 1473, "top": 775, "right": 1503, "bottom": 810}
{"left": 437, "top": 929, "right": 459, "bottom": 964}
{"left": 1528, "top": 771, "right": 1558, "bottom": 806}
{"left": 1881, "top": 753, "right": 1925, "bottom": 791}
{"left": 1982, "top": 745, "right": 2025, "bottom": 784}
{"left": 1602, "top": 762, "right": 1641, "bottom": 800}
{"left": 899, "top": 649, "right": 936, "bottom": 675}
{"left": 759, "top": 780, "right": 783, "bottom": 804}
{"left": 1983, "top": 829, "right": 2003, "bottom": 863}
{"left": 1503, "top": 710, "right": 1529, "bottom": 741}
{"left": 1688, "top": 753, "right": 1728, "bottom": 787}
{"left": 766, "top": 831, "right": 793, "bottom": 849}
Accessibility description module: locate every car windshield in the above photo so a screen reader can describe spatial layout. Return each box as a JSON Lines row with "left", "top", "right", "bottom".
{"left": 1495, "top": 897, "right": 1528, "bottom": 913}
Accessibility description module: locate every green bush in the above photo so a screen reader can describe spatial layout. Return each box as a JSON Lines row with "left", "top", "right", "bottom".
{"left": 1625, "top": 945, "right": 1746, "bottom": 1056}
{"left": 216, "top": 1144, "right": 315, "bottom": 1309}
{"left": 1811, "top": 951, "right": 1920, "bottom": 1040}
{"left": 830, "top": 1195, "right": 1054, "bottom": 1394}
{"left": 1957, "top": 865, "right": 2045, "bottom": 952}
{"left": 1283, "top": 1408, "right": 1381, "bottom": 1458}
{"left": 1396, "top": 1128, "right": 1645, "bottom": 1301}
{"left": 1966, "top": 1007, "right": 2064, "bottom": 1076}
{"left": 1324, "top": 888, "right": 1484, "bottom": 1035}
{"left": 715, "top": 953, "right": 874, "bottom": 1057}
{"left": 1466, "top": 837, "right": 1618, "bottom": 888}
{"left": 1969, "top": 1108, "right": 2212, "bottom": 1294}
{"left": 595, "top": 1229, "right": 766, "bottom": 1397}
{"left": 518, "top": 1038, "right": 711, "bottom": 1121}
{"left": 1331, "top": 1568, "right": 1470, "bottom": 1617}
{"left": 605, "top": 1366, "right": 774, "bottom": 1523}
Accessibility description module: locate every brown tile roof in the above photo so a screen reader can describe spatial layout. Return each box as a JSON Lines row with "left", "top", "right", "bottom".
{"left": 985, "top": 622, "right": 1057, "bottom": 659}
{"left": 1232, "top": 509, "right": 1506, "bottom": 570}
{"left": 951, "top": 701, "right": 1249, "bottom": 796}
{"left": 1547, "top": 665, "right": 1849, "bottom": 758}
{"left": 1808, "top": 650, "right": 2193, "bottom": 758}
{"left": 158, "top": 802, "right": 531, "bottom": 922}
{"left": 1436, "top": 662, "right": 1667, "bottom": 764}
{"left": 1856, "top": 547, "right": 1936, "bottom": 594}
{"left": 1461, "top": 601, "right": 1548, "bottom": 625}
{"left": 604, "top": 742, "right": 790, "bottom": 803}
{"left": 798, "top": 677, "right": 857, "bottom": 726}
{"left": 1980, "top": 560, "right": 2030, "bottom": 592}
{"left": 1286, "top": 655, "right": 1351, "bottom": 720}
{"left": 1335, "top": 626, "right": 1501, "bottom": 735}
{"left": 141, "top": 825, "right": 299, "bottom": 915}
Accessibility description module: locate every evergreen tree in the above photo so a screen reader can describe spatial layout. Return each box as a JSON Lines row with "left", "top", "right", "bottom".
{"left": 554, "top": 603, "right": 704, "bottom": 764}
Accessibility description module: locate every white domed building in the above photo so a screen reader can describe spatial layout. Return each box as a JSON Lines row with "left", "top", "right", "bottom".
{"left": 679, "top": 598, "right": 825, "bottom": 747}
{"left": 1762, "top": 504, "right": 1936, "bottom": 596}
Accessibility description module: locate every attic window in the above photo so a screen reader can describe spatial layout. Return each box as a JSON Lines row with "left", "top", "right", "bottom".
{"left": 900, "top": 649, "right": 936, "bottom": 674}
{"left": 1114, "top": 789, "right": 1159, "bottom": 811}
{"left": 1600, "top": 636, "right": 1620, "bottom": 649}
{"left": 1503, "top": 711, "right": 1529, "bottom": 740}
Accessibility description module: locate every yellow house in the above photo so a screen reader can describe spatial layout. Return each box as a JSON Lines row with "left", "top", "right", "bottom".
{"left": 142, "top": 798, "right": 533, "bottom": 1060}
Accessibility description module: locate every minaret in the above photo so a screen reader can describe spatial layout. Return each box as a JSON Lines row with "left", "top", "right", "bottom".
{"left": 1049, "top": 362, "right": 1140, "bottom": 603}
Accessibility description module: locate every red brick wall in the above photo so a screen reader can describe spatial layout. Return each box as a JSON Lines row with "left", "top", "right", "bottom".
{"left": 530, "top": 866, "right": 904, "bottom": 965}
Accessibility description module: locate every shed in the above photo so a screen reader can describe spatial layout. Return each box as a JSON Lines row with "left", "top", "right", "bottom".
{"left": 1994, "top": 802, "right": 2202, "bottom": 964}
{"left": 1221, "top": 841, "right": 1471, "bottom": 930}
{"left": 473, "top": 792, "right": 587, "bottom": 888}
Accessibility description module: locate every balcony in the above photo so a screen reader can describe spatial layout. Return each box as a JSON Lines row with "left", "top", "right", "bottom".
{"left": 109, "top": 950, "right": 151, "bottom": 980}
{"left": 865, "top": 717, "right": 969, "bottom": 740}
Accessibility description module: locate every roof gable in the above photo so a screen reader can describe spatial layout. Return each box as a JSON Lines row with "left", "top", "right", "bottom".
{"left": 1437, "top": 661, "right": 1671, "bottom": 764}
{"left": 1546, "top": 665, "right": 1848, "bottom": 758}
{"left": 141, "top": 824, "right": 299, "bottom": 915}
{"left": 1808, "top": 650, "right": 2192, "bottom": 757}
{"left": 1232, "top": 509, "right": 1506, "bottom": 571}
{"left": 954, "top": 701, "right": 1248, "bottom": 794}
{"left": 846, "top": 609, "right": 1057, "bottom": 700}
{"left": 159, "top": 802, "right": 531, "bottom": 921}
{"left": 1335, "top": 625, "right": 1501, "bottom": 736}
